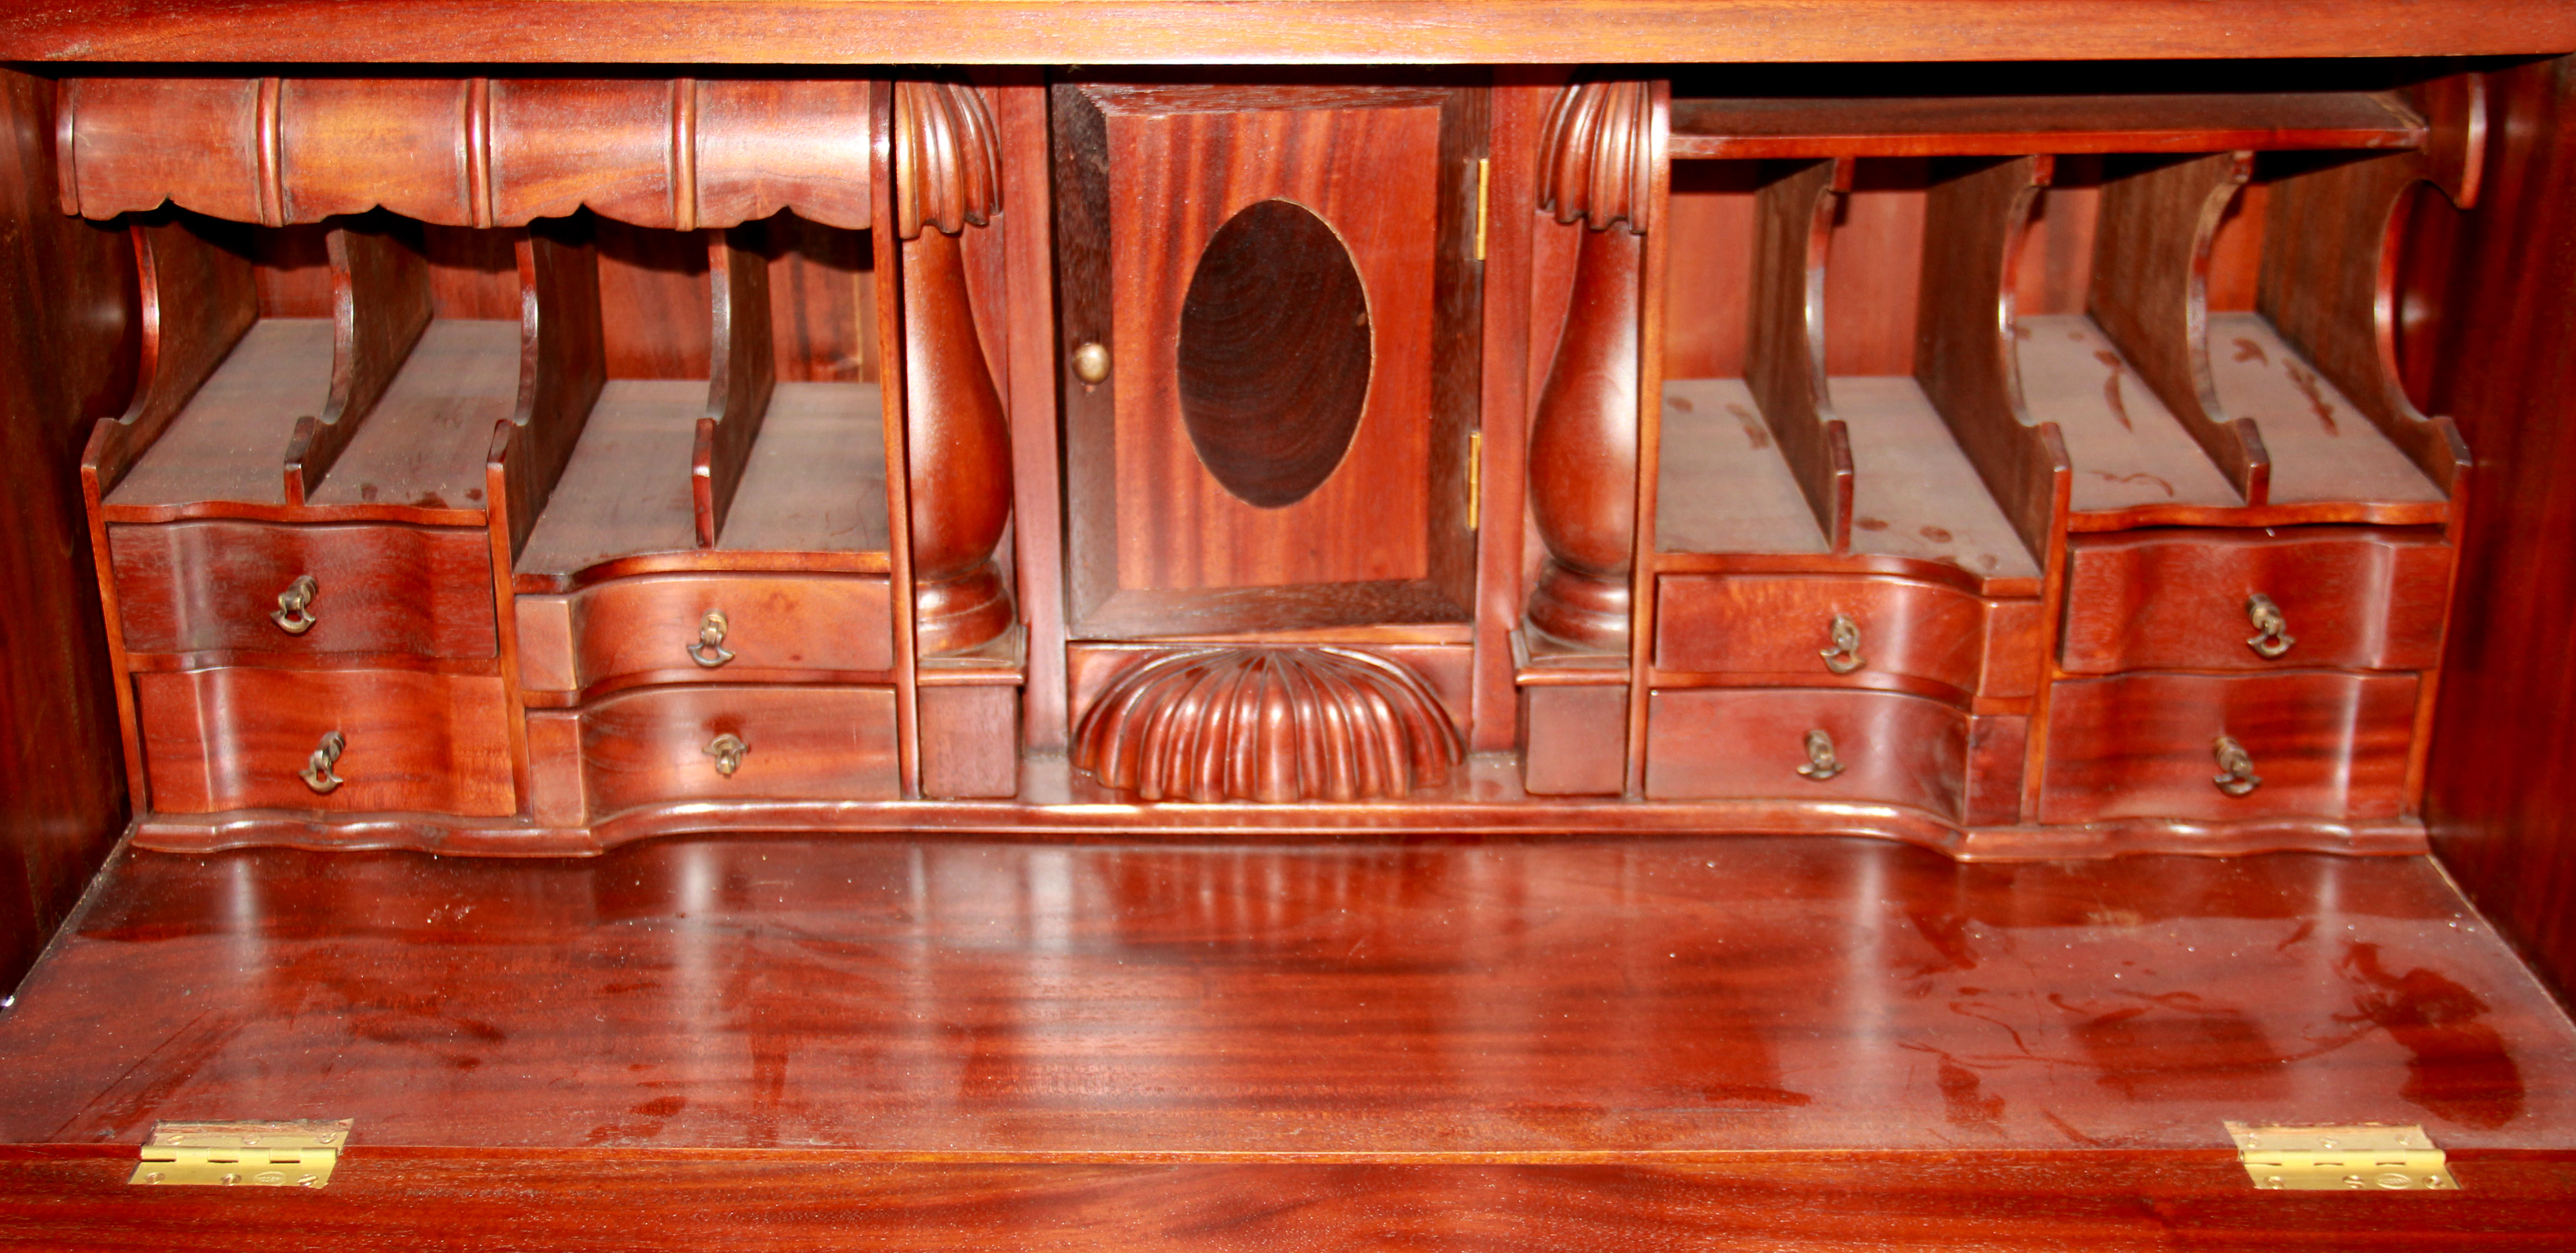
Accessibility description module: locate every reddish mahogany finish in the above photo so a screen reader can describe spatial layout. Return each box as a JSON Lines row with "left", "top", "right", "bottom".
{"left": 2061, "top": 526, "right": 2452, "bottom": 674}
{"left": 513, "top": 573, "right": 893, "bottom": 697}
{"left": 1653, "top": 572, "right": 1988, "bottom": 697}
{"left": 1645, "top": 687, "right": 1965, "bottom": 815}
{"left": 578, "top": 685, "right": 899, "bottom": 815}
{"left": 2041, "top": 671, "right": 2418, "bottom": 825}
{"left": 132, "top": 667, "right": 514, "bottom": 815}
{"left": 109, "top": 521, "right": 496, "bottom": 661}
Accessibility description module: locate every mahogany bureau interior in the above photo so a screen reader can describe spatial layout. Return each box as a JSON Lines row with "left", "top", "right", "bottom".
{"left": 5, "top": 6, "right": 2576, "bottom": 1248}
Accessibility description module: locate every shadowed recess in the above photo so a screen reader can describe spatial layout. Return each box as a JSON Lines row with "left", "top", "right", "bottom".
{"left": 1176, "top": 198, "right": 1373, "bottom": 509}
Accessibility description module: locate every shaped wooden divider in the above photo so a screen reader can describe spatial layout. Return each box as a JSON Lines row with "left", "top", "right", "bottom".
{"left": 1745, "top": 157, "right": 1856, "bottom": 552}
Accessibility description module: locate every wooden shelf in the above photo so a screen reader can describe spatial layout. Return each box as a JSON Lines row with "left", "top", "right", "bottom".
{"left": 308, "top": 319, "right": 521, "bottom": 512}
{"left": 717, "top": 382, "right": 889, "bottom": 554}
{"left": 1656, "top": 376, "right": 2039, "bottom": 583}
{"left": 2209, "top": 312, "right": 2446, "bottom": 509}
{"left": 1670, "top": 91, "right": 2424, "bottom": 160}
{"left": 103, "top": 318, "right": 332, "bottom": 509}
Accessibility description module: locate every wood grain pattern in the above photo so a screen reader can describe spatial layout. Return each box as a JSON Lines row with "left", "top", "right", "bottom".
{"left": 133, "top": 667, "right": 513, "bottom": 815}
{"left": 2087, "top": 151, "right": 2269, "bottom": 504}
{"left": 1670, "top": 91, "right": 2425, "bottom": 159}
{"left": 1746, "top": 158, "right": 1853, "bottom": 550}
{"left": 579, "top": 685, "right": 899, "bottom": 814}
{"left": 1518, "top": 679, "right": 1627, "bottom": 796}
{"left": 82, "top": 214, "right": 258, "bottom": 499}
{"left": 514, "top": 573, "right": 893, "bottom": 697}
{"left": 900, "top": 183, "right": 1014, "bottom": 653}
{"left": 0, "top": 67, "right": 134, "bottom": 993}
{"left": 283, "top": 218, "right": 434, "bottom": 504}
{"left": 917, "top": 683, "right": 1022, "bottom": 799}
{"left": 1645, "top": 687, "right": 1966, "bottom": 818}
{"left": 1175, "top": 198, "right": 1373, "bottom": 508}
{"left": 109, "top": 522, "right": 496, "bottom": 662}
{"left": 490, "top": 219, "right": 605, "bottom": 562}
{"left": 2060, "top": 526, "right": 2452, "bottom": 675}
{"left": 55, "top": 77, "right": 266, "bottom": 223}
{"left": 2041, "top": 671, "right": 2417, "bottom": 825}
{"left": 9, "top": 2, "right": 2575, "bottom": 64}
{"left": 692, "top": 226, "right": 777, "bottom": 547}
{"left": 1653, "top": 573, "right": 1988, "bottom": 700}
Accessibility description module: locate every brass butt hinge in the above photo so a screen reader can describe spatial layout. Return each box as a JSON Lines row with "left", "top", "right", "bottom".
{"left": 130, "top": 1119, "right": 351, "bottom": 1188}
{"left": 1466, "top": 430, "right": 1483, "bottom": 531}
{"left": 2226, "top": 1122, "right": 2455, "bottom": 1191}
{"left": 1473, "top": 158, "right": 1490, "bottom": 262}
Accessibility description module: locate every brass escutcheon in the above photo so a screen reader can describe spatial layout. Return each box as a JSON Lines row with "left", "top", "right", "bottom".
{"left": 687, "top": 610, "right": 735, "bottom": 668}
{"left": 2213, "top": 734, "right": 2261, "bottom": 796}
{"left": 1796, "top": 728, "right": 1846, "bottom": 781}
{"left": 2245, "top": 593, "right": 2294, "bottom": 658}
{"left": 299, "top": 730, "right": 345, "bottom": 794}
{"left": 705, "top": 733, "right": 748, "bottom": 777}
{"left": 1821, "top": 613, "right": 1865, "bottom": 675}
{"left": 270, "top": 575, "right": 319, "bottom": 635}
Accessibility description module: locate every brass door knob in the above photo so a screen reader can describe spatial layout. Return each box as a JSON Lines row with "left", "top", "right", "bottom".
{"left": 1072, "top": 341, "right": 1111, "bottom": 385}
{"left": 2245, "top": 593, "right": 2294, "bottom": 658}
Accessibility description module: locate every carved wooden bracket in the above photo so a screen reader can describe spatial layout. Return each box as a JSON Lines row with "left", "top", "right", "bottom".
{"left": 1539, "top": 80, "right": 1655, "bottom": 235}
{"left": 1073, "top": 648, "right": 1465, "bottom": 803}
{"left": 896, "top": 79, "right": 1015, "bottom": 656}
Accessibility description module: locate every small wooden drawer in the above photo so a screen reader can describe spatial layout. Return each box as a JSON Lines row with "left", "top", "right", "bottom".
{"left": 109, "top": 521, "right": 497, "bottom": 659}
{"left": 516, "top": 574, "right": 894, "bottom": 695}
{"left": 2060, "top": 527, "right": 2450, "bottom": 674}
{"left": 2039, "top": 671, "right": 2417, "bottom": 824}
{"left": 581, "top": 686, "right": 899, "bottom": 815}
{"left": 134, "top": 667, "right": 514, "bottom": 815}
{"left": 1655, "top": 574, "right": 2017, "bottom": 699}
{"left": 1645, "top": 688, "right": 1967, "bottom": 819}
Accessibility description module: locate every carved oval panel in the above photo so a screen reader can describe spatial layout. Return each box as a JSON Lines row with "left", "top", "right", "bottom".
{"left": 1177, "top": 198, "right": 1373, "bottom": 509}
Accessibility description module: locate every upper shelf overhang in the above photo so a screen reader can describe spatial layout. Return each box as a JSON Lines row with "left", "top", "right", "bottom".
{"left": 0, "top": 1, "right": 2571, "bottom": 66}
{"left": 1670, "top": 91, "right": 2425, "bottom": 160}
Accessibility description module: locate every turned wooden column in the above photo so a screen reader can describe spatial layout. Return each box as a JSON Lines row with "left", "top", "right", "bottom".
{"left": 897, "top": 80, "right": 1015, "bottom": 656}
{"left": 1525, "top": 80, "right": 1652, "bottom": 653}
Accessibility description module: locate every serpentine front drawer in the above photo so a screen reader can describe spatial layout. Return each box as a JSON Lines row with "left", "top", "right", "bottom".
{"left": 2059, "top": 527, "right": 2450, "bottom": 675}
{"left": 133, "top": 666, "right": 514, "bottom": 815}
{"left": 108, "top": 521, "right": 497, "bottom": 661}
{"left": 2039, "top": 671, "right": 2417, "bottom": 824}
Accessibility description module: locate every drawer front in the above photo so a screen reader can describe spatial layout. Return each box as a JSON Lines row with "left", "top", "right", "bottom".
{"left": 582, "top": 686, "right": 899, "bottom": 814}
{"left": 1645, "top": 688, "right": 1966, "bottom": 819}
{"left": 2060, "top": 527, "right": 2450, "bottom": 673}
{"left": 2039, "top": 672, "right": 2417, "bottom": 824}
{"left": 1656, "top": 574, "right": 1990, "bottom": 697}
{"left": 110, "top": 521, "right": 497, "bottom": 659}
{"left": 135, "top": 667, "right": 514, "bottom": 815}
{"left": 516, "top": 574, "right": 894, "bottom": 694}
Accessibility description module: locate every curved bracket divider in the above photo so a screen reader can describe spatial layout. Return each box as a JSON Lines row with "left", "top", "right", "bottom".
{"left": 2087, "top": 150, "right": 2271, "bottom": 505}
{"left": 1747, "top": 156, "right": 1857, "bottom": 552}
{"left": 284, "top": 217, "right": 434, "bottom": 505}
{"left": 78, "top": 214, "right": 258, "bottom": 498}
{"left": 690, "top": 225, "right": 778, "bottom": 547}
{"left": 485, "top": 219, "right": 606, "bottom": 564}
{"left": 1914, "top": 154, "right": 2076, "bottom": 561}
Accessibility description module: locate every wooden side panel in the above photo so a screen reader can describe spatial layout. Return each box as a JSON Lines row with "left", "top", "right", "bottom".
{"left": 108, "top": 522, "right": 496, "bottom": 660}
{"left": 1518, "top": 682, "right": 1626, "bottom": 797}
{"left": 918, "top": 684, "right": 1022, "bottom": 799}
{"left": 581, "top": 685, "right": 899, "bottom": 814}
{"left": 2042, "top": 671, "right": 2416, "bottom": 824}
{"left": 1746, "top": 157, "right": 1852, "bottom": 550}
{"left": 0, "top": 68, "right": 135, "bottom": 992}
{"left": 2061, "top": 526, "right": 2451, "bottom": 674}
{"left": 133, "top": 668, "right": 514, "bottom": 815}
{"left": 1645, "top": 687, "right": 1967, "bottom": 819}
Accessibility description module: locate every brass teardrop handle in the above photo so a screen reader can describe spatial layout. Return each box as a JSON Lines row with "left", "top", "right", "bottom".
{"left": 687, "top": 610, "right": 736, "bottom": 668}
{"left": 705, "top": 733, "right": 748, "bottom": 777}
{"left": 1072, "top": 341, "right": 1111, "bottom": 385}
{"left": 2245, "top": 593, "right": 2294, "bottom": 659}
{"left": 1820, "top": 613, "right": 1865, "bottom": 675}
{"left": 271, "top": 575, "right": 319, "bottom": 635}
{"left": 2213, "top": 734, "right": 2261, "bottom": 796}
{"left": 299, "top": 730, "right": 345, "bottom": 794}
{"left": 1796, "top": 728, "right": 1846, "bottom": 781}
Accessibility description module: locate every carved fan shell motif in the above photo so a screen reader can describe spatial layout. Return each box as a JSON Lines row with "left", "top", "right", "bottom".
{"left": 1073, "top": 647, "right": 1463, "bottom": 803}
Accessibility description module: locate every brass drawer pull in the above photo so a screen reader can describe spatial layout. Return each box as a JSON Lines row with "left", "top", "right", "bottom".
{"left": 1796, "top": 729, "right": 1846, "bottom": 781}
{"left": 705, "top": 733, "right": 748, "bottom": 777}
{"left": 299, "top": 730, "right": 345, "bottom": 794}
{"left": 2213, "top": 734, "right": 2261, "bottom": 796}
{"left": 1821, "top": 613, "right": 1865, "bottom": 675}
{"left": 1072, "top": 341, "right": 1111, "bottom": 385}
{"left": 2245, "top": 593, "right": 2294, "bottom": 659}
{"left": 270, "top": 575, "right": 319, "bottom": 635}
{"left": 687, "top": 610, "right": 736, "bottom": 668}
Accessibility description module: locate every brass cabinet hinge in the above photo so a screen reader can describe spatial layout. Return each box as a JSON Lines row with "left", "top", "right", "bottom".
{"left": 2227, "top": 1122, "right": 2455, "bottom": 1191}
{"left": 1466, "top": 430, "right": 1483, "bottom": 531}
{"left": 1473, "top": 157, "right": 1490, "bottom": 261}
{"left": 130, "top": 1119, "right": 350, "bottom": 1188}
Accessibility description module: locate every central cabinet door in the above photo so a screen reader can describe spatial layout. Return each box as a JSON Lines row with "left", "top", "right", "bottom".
{"left": 1054, "top": 78, "right": 1485, "bottom": 638}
